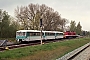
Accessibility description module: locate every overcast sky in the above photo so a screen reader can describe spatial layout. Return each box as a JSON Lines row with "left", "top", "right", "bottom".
{"left": 0, "top": 0, "right": 90, "bottom": 31}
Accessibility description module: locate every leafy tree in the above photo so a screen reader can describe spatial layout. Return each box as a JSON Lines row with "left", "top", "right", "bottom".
{"left": 0, "top": 10, "right": 10, "bottom": 38}
{"left": 9, "top": 17, "right": 20, "bottom": 37}
{"left": 70, "top": 20, "right": 76, "bottom": 32}
{"left": 0, "top": 9, "right": 19, "bottom": 38}
{"left": 76, "top": 22, "right": 82, "bottom": 35}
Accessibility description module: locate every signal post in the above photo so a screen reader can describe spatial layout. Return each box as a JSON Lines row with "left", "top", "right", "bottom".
{"left": 40, "top": 19, "right": 43, "bottom": 45}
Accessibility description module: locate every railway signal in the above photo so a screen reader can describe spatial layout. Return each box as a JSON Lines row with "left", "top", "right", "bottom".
{"left": 40, "top": 19, "right": 42, "bottom": 27}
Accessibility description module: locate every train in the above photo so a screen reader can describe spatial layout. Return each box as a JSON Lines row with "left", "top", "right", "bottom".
{"left": 16, "top": 30, "right": 79, "bottom": 43}
{"left": 64, "top": 31, "right": 79, "bottom": 39}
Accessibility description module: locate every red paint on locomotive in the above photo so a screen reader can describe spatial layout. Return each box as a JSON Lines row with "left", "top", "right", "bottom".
{"left": 64, "top": 31, "right": 77, "bottom": 38}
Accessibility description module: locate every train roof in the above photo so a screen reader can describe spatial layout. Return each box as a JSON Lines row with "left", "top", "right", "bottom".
{"left": 43, "top": 31, "right": 63, "bottom": 33}
{"left": 16, "top": 30, "right": 63, "bottom": 33}
{"left": 16, "top": 30, "right": 41, "bottom": 32}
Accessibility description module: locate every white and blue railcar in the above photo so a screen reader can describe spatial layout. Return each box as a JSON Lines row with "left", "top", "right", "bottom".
{"left": 55, "top": 31, "right": 64, "bottom": 39}
{"left": 16, "top": 30, "right": 63, "bottom": 42}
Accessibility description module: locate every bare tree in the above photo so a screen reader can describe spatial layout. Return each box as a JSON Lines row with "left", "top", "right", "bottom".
{"left": 15, "top": 6, "right": 29, "bottom": 29}
{"left": 60, "top": 18, "right": 69, "bottom": 32}
{"left": 15, "top": 3, "right": 69, "bottom": 31}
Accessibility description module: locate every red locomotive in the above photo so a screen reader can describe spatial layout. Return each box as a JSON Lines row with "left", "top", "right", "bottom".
{"left": 64, "top": 31, "right": 78, "bottom": 38}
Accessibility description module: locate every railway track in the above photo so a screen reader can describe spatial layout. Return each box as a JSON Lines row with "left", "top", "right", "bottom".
{"left": 0, "top": 41, "right": 41, "bottom": 51}
{"left": 0, "top": 38, "right": 80, "bottom": 52}
{"left": 0, "top": 39, "right": 60, "bottom": 51}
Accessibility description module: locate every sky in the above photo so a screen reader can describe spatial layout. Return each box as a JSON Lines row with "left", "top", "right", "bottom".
{"left": 0, "top": 0, "right": 90, "bottom": 31}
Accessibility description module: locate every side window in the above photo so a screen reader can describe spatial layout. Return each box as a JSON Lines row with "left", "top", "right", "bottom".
{"left": 57, "top": 33, "right": 63, "bottom": 35}
{"left": 30, "top": 32, "right": 33, "bottom": 36}
{"left": 59, "top": 33, "right": 63, "bottom": 35}
{"left": 30, "top": 32, "right": 40, "bottom": 36}
{"left": 43, "top": 32, "right": 56, "bottom": 36}
{"left": 33, "top": 33, "right": 36, "bottom": 36}
{"left": 36, "top": 32, "right": 40, "bottom": 36}
{"left": 50, "top": 33, "right": 55, "bottom": 36}
{"left": 45, "top": 33, "right": 48, "bottom": 36}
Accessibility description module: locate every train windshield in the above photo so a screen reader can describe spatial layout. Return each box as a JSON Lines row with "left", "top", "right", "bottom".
{"left": 16, "top": 32, "right": 26, "bottom": 36}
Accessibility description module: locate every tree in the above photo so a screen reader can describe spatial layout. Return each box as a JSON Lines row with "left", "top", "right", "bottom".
{"left": 82, "top": 31, "right": 90, "bottom": 36}
{"left": 0, "top": 9, "right": 19, "bottom": 38}
{"left": 15, "top": 3, "right": 68, "bottom": 31}
{"left": 70, "top": 20, "right": 76, "bottom": 32}
{"left": 9, "top": 17, "right": 20, "bottom": 37}
{"left": 15, "top": 4, "right": 42, "bottom": 30}
{"left": 60, "top": 18, "right": 69, "bottom": 32}
{"left": 42, "top": 10, "right": 61, "bottom": 31}
{"left": 76, "top": 22, "right": 82, "bottom": 35}
{"left": 0, "top": 10, "right": 10, "bottom": 38}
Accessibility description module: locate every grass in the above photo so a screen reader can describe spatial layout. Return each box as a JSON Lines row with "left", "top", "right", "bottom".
{"left": 0, "top": 37, "right": 90, "bottom": 60}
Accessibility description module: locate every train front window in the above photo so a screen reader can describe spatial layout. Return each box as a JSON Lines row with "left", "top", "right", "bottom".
{"left": 16, "top": 32, "right": 26, "bottom": 36}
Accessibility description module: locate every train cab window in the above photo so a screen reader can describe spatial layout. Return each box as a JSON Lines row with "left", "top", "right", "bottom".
{"left": 23, "top": 32, "right": 25, "bottom": 36}
{"left": 16, "top": 32, "right": 26, "bottom": 36}
{"left": 16, "top": 32, "right": 20, "bottom": 36}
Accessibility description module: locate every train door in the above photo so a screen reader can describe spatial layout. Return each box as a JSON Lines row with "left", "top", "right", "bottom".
{"left": 26, "top": 32, "right": 30, "bottom": 41}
